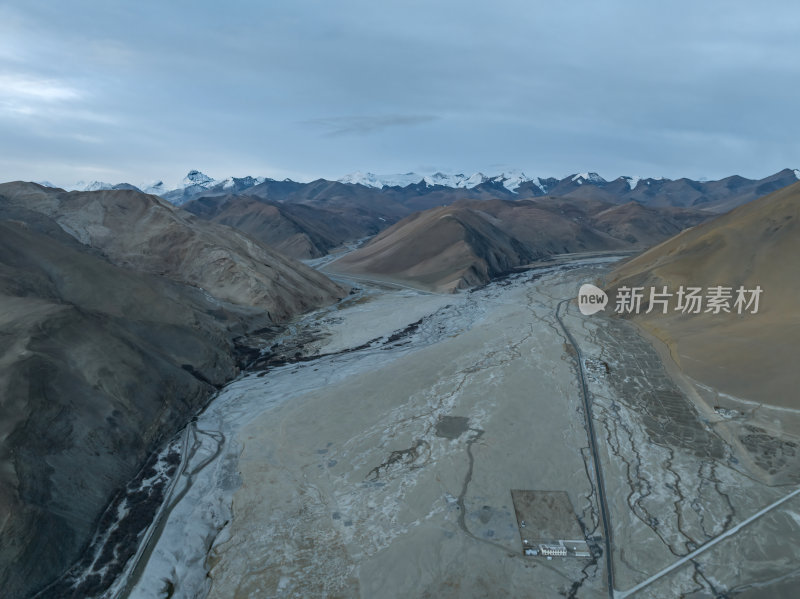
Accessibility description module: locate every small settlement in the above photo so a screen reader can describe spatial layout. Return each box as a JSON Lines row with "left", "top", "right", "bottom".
{"left": 512, "top": 490, "right": 593, "bottom": 559}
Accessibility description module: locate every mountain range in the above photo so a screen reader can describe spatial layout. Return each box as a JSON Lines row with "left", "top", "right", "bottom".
{"left": 5, "top": 166, "right": 800, "bottom": 596}
{"left": 49, "top": 167, "right": 800, "bottom": 212}
{"left": 38, "top": 167, "right": 795, "bottom": 265}
{"left": 328, "top": 197, "right": 709, "bottom": 292}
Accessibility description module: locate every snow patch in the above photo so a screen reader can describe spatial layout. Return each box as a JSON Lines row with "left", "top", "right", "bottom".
{"left": 622, "top": 176, "right": 641, "bottom": 191}
{"left": 531, "top": 177, "right": 547, "bottom": 193}
{"left": 571, "top": 172, "right": 606, "bottom": 184}
{"left": 423, "top": 172, "right": 477, "bottom": 188}
{"left": 54, "top": 171, "right": 271, "bottom": 199}
{"left": 182, "top": 169, "right": 216, "bottom": 188}
{"left": 66, "top": 180, "right": 115, "bottom": 192}
{"left": 338, "top": 171, "right": 424, "bottom": 188}
{"left": 141, "top": 181, "right": 168, "bottom": 195}
{"left": 793, "top": 169, "right": 800, "bottom": 181}
{"left": 488, "top": 169, "right": 536, "bottom": 192}
{"left": 338, "top": 170, "right": 545, "bottom": 191}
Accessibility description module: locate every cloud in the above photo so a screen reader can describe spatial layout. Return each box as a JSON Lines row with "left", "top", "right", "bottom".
{"left": 0, "top": 73, "right": 86, "bottom": 122}
{"left": 304, "top": 114, "right": 438, "bottom": 137}
{"left": 0, "top": 74, "right": 80, "bottom": 102}
{"left": 2, "top": 1, "right": 800, "bottom": 183}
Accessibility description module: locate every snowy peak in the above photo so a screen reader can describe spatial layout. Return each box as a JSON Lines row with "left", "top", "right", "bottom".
{"left": 34, "top": 168, "right": 797, "bottom": 206}
{"left": 67, "top": 180, "right": 116, "bottom": 192}
{"left": 336, "top": 171, "right": 372, "bottom": 186}
{"left": 571, "top": 172, "right": 606, "bottom": 185}
{"left": 460, "top": 172, "right": 487, "bottom": 188}
{"left": 621, "top": 175, "right": 641, "bottom": 191}
{"left": 176, "top": 172, "right": 270, "bottom": 193}
{"left": 337, "top": 170, "right": 546, "bottom": 192}
{"left": 83, "top": 181, "right": 115, "bottom": 192}
{"left": 488, "top": 170, "right": 528, "bottom": 192}
{"left": 182, "top": 170, "right": 216, "bottom": 188}
{"left": 142, "top": 181, "right": 167, "bottom": 195}
{"left": 337, "top": 171, "right": 484, "bottom": 189}
{"left": 423, "top": 172, "right": 473, "bottom": 188}
{"left": 338, "top": 171, "right": 424, "bottom": 188}
{"left": 486, "top": 170, "right": 550, "bottom": 193}
{"left": 220, "top": 175, "right": 266, "bottom": 190}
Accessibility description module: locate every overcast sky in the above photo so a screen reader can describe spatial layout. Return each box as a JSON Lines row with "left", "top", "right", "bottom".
{"left": 2, "top": 0, "right": 799, "bottom": 187}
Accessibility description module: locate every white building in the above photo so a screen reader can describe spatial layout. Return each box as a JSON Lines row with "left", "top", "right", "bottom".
{"left": 538, "top": 543, "right": 568, "bottom": 557}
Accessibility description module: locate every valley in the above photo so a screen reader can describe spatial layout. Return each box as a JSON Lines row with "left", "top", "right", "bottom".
{"left": 114, "top": 257, "right": 800, "bottom": 598}
{"left": 5, "top": 3, "right": 800, "bottom": 596}
{"left": 2, "top": 178, "right": 799, "bottom": 598}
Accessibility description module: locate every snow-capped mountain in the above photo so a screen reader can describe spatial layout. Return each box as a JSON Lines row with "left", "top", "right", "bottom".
{"left": 182, "top": 169, "right": 215, "bottom": 188}
{"left": 621, "top": 176, "right": 641, "bottom": 190}
{"left": 158, "top": 171, "right": 279, "bottom": 204}
{"left": 38, "top": 168, "right": 654, "bottom": 199}
{"left": 141, "top": 181, "right": 169, "bottom": 195}
{"left": 32, "top": 168, "right": 800, "bottom": 213}
{"left": 337, "top": 171, "right": 485, "bottom": 189}
{"left": 487, "top": 170, "right": 551, "bottom": 193}
{"left": 338, "top": 171, "right": 421, "bottom": 188}
{"left": 67, "top": 180, "right": 116, "bottom": 192}
{"left": 174, "top": 171, "right": 268, "bottom": 193}
{"left": 338, "top": 170, "right": 548, "bottom": 193}
{"left": 178, "top": 170, "right": 217, "bottom": 189}
{"left": 571, "top": 172, "right": 607, "bottom": 185}
{"left": 220, "top": 175, "right": 266, "bottom": 190}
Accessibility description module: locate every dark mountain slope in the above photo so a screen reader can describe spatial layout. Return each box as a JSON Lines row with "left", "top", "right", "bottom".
{"left": 183, "top": 194, "right": 384, "bottom": 259}
{"left": 0, "top": 184, "right": 344, "bottom": 598}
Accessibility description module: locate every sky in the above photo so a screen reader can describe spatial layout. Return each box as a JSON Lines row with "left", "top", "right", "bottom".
{"left": 1, "top": 0, "right": 799, "bottom": 187}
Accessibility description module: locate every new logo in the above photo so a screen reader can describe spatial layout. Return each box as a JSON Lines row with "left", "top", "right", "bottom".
{"left": 578, "top": 283, "right": 608, "bottom": 315}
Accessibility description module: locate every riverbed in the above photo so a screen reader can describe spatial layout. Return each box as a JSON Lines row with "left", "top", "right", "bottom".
{"left": 121, "top": 258, "right": 800, "bottom": 598}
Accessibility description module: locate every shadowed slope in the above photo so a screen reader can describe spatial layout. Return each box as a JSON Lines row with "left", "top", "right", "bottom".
{"left": 183, "top": 193, "right": 383, "bottom": 259}
{"left": 0, "top": 183, "right": 344, "bottom": 598}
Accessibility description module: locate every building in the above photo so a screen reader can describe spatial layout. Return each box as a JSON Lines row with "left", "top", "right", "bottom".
{"left": 538, "top": 543, "right": 568, "bottom": 557}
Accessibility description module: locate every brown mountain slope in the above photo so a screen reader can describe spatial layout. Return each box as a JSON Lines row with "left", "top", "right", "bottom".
{"left": 331, "top": 198, "right": 708, "bottom": 292}
{"left": 183, "top": 193, "right": 382, "bottom": 259}
{"left": 160, "top": 171, "right": 799, "bottom": 266}
{"left": 589, "top": 201, "right": 706, "bottom": 246}
{"left": 463, "top": 198, "right": 628, "bottom": 254}
{"left": 329, "top": 205, "right": 539, "bottom": 292}
{"left": 607, "top": 181, "right": 800, "bottom": 408}
{"left": 0, "top": 183, "right": 341, "bottom": 319}
{"left": 0, "top": 184, "right": 343, "bottom": 598}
